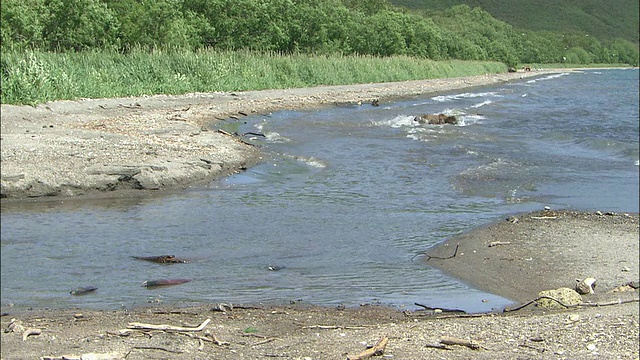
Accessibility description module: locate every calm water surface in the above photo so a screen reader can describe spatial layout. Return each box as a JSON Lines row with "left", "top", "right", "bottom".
{"left": 2, "top": 69, "right": 638, "bottom": 312}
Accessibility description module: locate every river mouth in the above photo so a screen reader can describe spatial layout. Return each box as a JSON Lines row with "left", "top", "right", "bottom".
{"left": 1, "top": 69, "right": 638, "bottom": 313}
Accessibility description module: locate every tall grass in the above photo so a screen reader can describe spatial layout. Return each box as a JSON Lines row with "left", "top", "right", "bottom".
{"left": 1, "top": 49, "right": 507, "bottom": 105}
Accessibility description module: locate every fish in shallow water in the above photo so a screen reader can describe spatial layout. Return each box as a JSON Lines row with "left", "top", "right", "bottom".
{"left": 70, "top": 286, "right": 97, "bottom": 295}
{"left": 131, "top": 255, "right": 188, "bottom": 264}
{"left": 142, "top": 279, "right": 191, "bottom": 288}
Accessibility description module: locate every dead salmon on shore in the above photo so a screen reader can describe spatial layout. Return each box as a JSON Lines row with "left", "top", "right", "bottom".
{"left": 70, "top": 286, "right": 97, "bottom": 295}
{"left": 142, "top": 279, "right": 191, "bottom": 288}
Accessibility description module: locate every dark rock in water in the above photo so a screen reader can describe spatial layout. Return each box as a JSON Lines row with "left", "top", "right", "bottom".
{"left": 132, "top": 255, "right": 188, "bottom": 264}
{"left": 142, "top": 279, "right": 191, "bottom": 288}
{"left": 414, "top": 113, "right": 459, "bottom": 125}
{"left": 70, "top": 286, "right": 97, "bottom": 295}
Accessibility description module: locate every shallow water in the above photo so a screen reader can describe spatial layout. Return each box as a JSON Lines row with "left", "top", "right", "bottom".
{"left": 2, "top": 69, "right": 638, "bottom": 313}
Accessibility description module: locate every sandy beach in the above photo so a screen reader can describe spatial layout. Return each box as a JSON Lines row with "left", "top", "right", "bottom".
{"left": 1, "top": 69, "right": 638, "bottom": 359}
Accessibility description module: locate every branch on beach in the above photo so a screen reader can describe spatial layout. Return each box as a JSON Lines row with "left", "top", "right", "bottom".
{"left": 347, "top": 335, "right": 389, "bottom": 360}
{"left": 216, "top": 129, "right": 257, "bottom": 146}
{"left": 414, "top": 302, "right": 466, "bottom": 313}
{"left": 504, "top": 296, "right": 639, "bottom": 312}
{"left": 421, "top": 243, "right": 460, "bottom": 261}
{"left": 439, "top": 336, "right": 482, "bottom": 350}
{"left": 126, "top": 318, "right": 211, "bottom": 332}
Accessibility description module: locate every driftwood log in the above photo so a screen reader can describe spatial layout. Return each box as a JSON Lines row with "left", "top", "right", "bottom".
{"left": 347, "top": 336, "right": 389, "bottom": 360}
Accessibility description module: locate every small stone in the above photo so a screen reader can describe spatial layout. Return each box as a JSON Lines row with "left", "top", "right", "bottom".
{"left": 587, "top": 343, "right": 597, "bottom": 351}
{"left": 621, "top": 266, "right": 630, "bottom": 272}
{"left": 595, "top": 210, "right": 603, "bottom": 216}
{"left": 544, "top": 206, "right": 551, "bottom": 210}
{"left": 568, "top": 314, "right": 580, "bottom": 322}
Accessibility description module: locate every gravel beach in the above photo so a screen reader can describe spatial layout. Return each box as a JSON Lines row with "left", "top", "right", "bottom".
{"left": 1, "top": 69, "right": 638, "bottom": 359}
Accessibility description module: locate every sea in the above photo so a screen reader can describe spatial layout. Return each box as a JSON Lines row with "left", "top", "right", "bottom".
{"left": 1, "top": 68, "right": 638, "bottom": 313}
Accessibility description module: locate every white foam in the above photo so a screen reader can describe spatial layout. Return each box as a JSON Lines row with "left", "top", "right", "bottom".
{"left": 635, "top": 159, "right": 639, "bottom": 166}
{"left": 458, "top": 114, "right": 485, "bottom": 126}
{"left": 292, "top": 155, "right": 326, "bottom": 168}
{"left": 431, "top": 91, "right": 499, "bottom": 102}
{"left": 264, "top": 132, "right": 291, "bottom": 143}
{"left": 526, "top": 73, "right": 569, "bottom": 84}
{"left": 470, "top": 100, "right": 492, "bottom": 108}
{"left": 372, "top": 115, "right": 417, "bottom": 128}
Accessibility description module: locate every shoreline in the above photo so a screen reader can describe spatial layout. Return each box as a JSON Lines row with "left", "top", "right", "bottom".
{"left": 1, "top": 69, "right": 569, "bottom": 201}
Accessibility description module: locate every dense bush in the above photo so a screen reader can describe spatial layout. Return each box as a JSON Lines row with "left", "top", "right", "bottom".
{"left": 0, "top": 0, "right": 637, "bottom": 66}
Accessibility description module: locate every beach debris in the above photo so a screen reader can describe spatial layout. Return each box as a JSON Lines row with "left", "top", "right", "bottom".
{"left": 5, "top": 318, "right": 25, "bottom": 334}
{"left": 414, "top": 113, "right": 459, "bottom": 125}
{"left": 131, "top": 255, "right": 188, "bottom": 264}
{"left": 127, "top": 318, "right": 211, "bottom": 332}
{"left": 506, "top": 216, "right": 519, "bottom": 224}
{"left": 267, "top": 265, "right": 285, "bottom": 271}
{"left": 211, "top": 303, "right": 233, "bottom": 312}
{"left": 612, "top": 281, "right": 639, "bottom": 292}
{"left": 42, "top": 352, "right": 125, "bottom": 360}
{"left": 70, "top": 286, "right": 98, "bottom": 295}
{"left": 575, "top": 277, "right": 597, "bottom": 294}
{"left": 488, "top": 241, "right": 511, "bottom": 247}
{"left": 423, "top": 243, "right": 460, "bottom": 261}
{"left": 347, "top": 335, "right": 389, "bottom": 360}
{"left": 414, "top": 302, "right": 466, "bottom": 313}
{"left": 536, "top": 288, "right": 582, "bottom": 309}
{"left": 142, "top": 279, "right": 191, "bottom": 288}
{"left": 439, "top": 336, "right": 481, "bottom": 350}
{"left": 22, "top": 328, "right": 41, "bottom": 340}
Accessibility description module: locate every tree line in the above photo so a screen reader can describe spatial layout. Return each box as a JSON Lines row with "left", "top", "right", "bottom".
{"left": 1, "top": 0, "right": 638, "bottom": 66}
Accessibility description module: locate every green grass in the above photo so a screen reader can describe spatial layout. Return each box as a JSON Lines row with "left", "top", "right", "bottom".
{"left": 1, "top": 49, "right": 508, "bottom": 105}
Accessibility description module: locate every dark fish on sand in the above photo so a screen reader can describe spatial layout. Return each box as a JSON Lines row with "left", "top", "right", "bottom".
{"left": 142, "top": 279, "right": 191, "bottom": 288}
{"left": 70, "top": 286, "right": 97, "bottom": 295}
{"left": 131, "top": 255, "right": 188, "bottom": 264}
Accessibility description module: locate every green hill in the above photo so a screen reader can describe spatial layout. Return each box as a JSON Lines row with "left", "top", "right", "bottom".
{"left": 389, "top": 0, "right": 639, "bottom": 44}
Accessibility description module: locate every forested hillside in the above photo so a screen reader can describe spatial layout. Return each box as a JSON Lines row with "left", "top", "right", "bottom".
{"left": 389, "top": 0, "right": 639, "bottom": 45}
{"left": 1, "top": 0, "right": 638, "bottom": 66}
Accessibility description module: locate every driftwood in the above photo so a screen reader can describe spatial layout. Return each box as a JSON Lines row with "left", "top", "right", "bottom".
{"left": 131, "top": 345, "right": 182, "bottom": 354}
{"left": 347, "top": 336, "right": 389, "bottom": 360}
{"left": 439, "top": 336, "right": 481, "bottom": 350}
{"left": 414, "top": 303, "right": 466, "bottom": 313}
{"left": 423, "top": 243, "right": 459, "bottom": 261}
{"left": 425, "top": 343, "right": 453, "bottom": 350}
{"left": 127, "top": 318, "right": 211, "bottom": 332}
{"left": 22, "top": 328, "right": 41, "bottom": 341}
{"left": 504, "top": 296, "right": 639, "bottom": 312}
